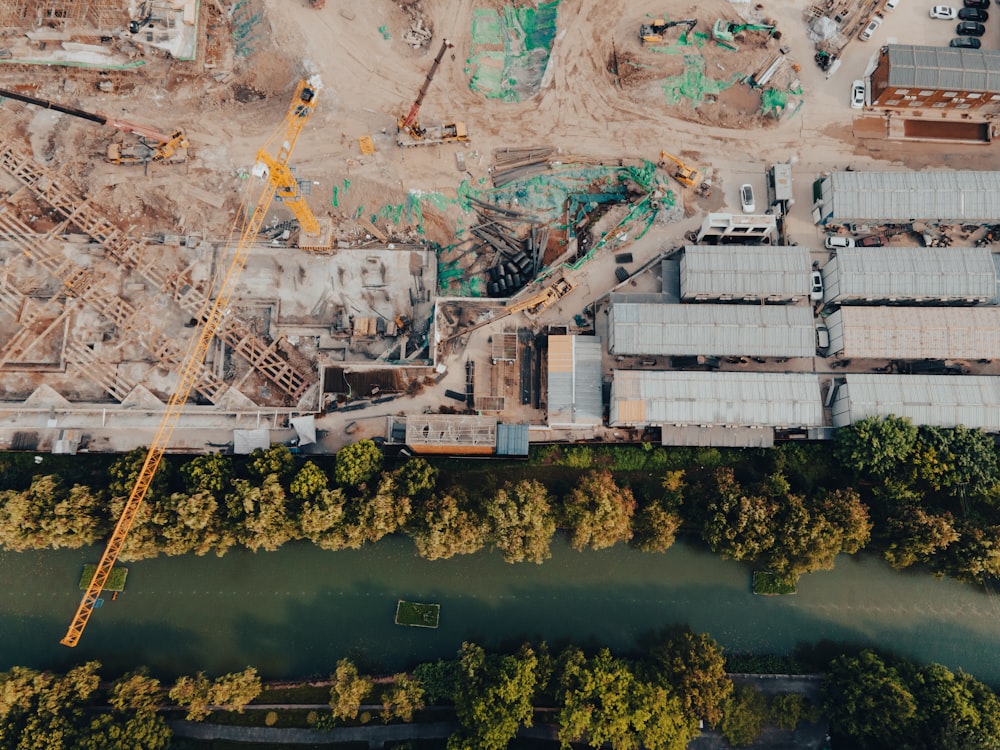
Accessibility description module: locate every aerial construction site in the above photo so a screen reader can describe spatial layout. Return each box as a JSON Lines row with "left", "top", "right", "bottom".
{"left": 0, "top": 0, "right": 998, "bottom": 458}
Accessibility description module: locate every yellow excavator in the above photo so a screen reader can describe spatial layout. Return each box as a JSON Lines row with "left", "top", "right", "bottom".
{"left": 639, "top": 18, "right": 697, "bottom": 44}
{"left": 0, "top": 86, "right": 188, "bottom": 165}
{"left": 658, "top": 151, "right": 711, "bottom": 197}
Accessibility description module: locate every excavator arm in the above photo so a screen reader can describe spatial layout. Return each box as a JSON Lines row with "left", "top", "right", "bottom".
{"left": 398, "top": 39, "right": 453, "bottom": 140}
{"left": 60, "top": 76, "right": 322, "bottom": 648}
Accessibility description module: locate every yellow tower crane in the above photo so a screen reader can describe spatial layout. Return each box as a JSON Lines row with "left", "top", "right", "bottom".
{"left": 60, "top": 75, "right": 323, "bottom": 648}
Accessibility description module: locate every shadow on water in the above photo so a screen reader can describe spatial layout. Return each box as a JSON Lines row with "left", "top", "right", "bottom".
{"left": 4, "top": 539, "right": 1000, "bottom": 685}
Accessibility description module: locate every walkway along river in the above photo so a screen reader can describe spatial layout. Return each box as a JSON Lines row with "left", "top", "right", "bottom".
{"left": 3, "top": 536, "right": 1000, "bottom": 683}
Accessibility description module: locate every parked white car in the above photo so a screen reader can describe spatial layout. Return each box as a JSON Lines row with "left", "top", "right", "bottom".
{"left": 825, "top": 235, "right": 855, "bottom": 249}
{"left": 930, "top": 5, "right": 958, "bottom": 18}
{"left": 816, "top": 325, "right": 831, "bottom": 351}
{"left": 885, "top": 0, "right": 901, "bottom": 10}
{"left": 811, "top": 271, "right": 825, "bottom": 302}
{"left": 859, "top": 13, "right": 884, "bottom": 39}
{"left": 740, "top": 183, "right": 755, "bottom": 213}
{"left": 851, "top": 80, "right": 866, "bottom": 109}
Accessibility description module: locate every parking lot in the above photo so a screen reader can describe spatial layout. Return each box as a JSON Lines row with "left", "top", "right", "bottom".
{"left": 857, "top": 0, "right": 998, "bottom": 50}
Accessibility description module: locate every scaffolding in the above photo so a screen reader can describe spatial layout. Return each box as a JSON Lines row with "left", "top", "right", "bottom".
{"left": 0, "top": 0, "right": 123, "bottom": 31}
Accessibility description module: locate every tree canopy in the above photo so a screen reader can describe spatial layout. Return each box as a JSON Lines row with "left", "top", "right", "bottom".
{"left": 563, "top": 471, "right": 636, "bottom": 551}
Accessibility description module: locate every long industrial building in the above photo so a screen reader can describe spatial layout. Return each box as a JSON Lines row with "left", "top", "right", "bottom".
{"left": 821, "top": 247, "right": 998, "bottom": 306}
{"left": 679, "top": 245, "right": 812, "bottom": 302}
{"left": 607, "top": 302, "right": 816, "bottom": 358}
{"left": 831, "top": 374, "right": 1000, "bottom": 430}
{"left": 825, "top": 307, "right": 1000, "bottom": 360}
{"left": 813, "top": 171, "right": 1000, "bottom": 224}
{"left": 609, "top": 370, "right": 824, "bottom": 447}
{"left": 547, "top": 335, "right": 603, "bottom": 427}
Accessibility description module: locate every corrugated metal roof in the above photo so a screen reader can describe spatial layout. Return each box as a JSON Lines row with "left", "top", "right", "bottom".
{"left": 609, "top": 370, "right": 824, "bottom": 428}
{"left": 833, "top": 374, "right": 1000, "bottom": 430}
{"left": 886, "top": 44, "right": 1000, "bottom": 93}
{"left": 680, "top": 245, "right": 811, "bottom": 300}
{"left": 826, "top": 306, "right": 1000, "bottom": 359}
{"left": 608, "top": 302, "right": 816, "bottom": 357}
{"left": 823, "top": 246, "right": 997, "bottom": 303}
{"left": 825, "top": 171, "right": 1000, "bottom": 222}
{"left": 660, "top": 425, "right": 776, "bottom": 447}
{"left": 496, "top": 423, "right": 529, "bottom": 456}
{"left": 547, "top": 335, "right": 603, "bottom": 426}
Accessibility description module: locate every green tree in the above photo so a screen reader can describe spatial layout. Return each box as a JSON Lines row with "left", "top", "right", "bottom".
{"left": 108, "top": 447, "right": 170, "bottom": 501}
{"left": 449, "top": 642, "right": 538, "bottom": 750}
{"left": 823, "top": 650, "right": 918, "bottom": 748}
{"left": 180, "top": 453, "right": 232, "bottom": 496}
{"left": 648, "top": 630, "right": 732, "bottom": 728}
{"left": 357, "top": 474, "right": 412, "bottom": 543}
{"left": 226, "top": 475, "right": 298, "bottom": 552}
{"left": 630, "top": 681, "right": 699, "bottom": 750}
{"left": 880, "top": 506, "right": 959, "bottom": 569}
{"left": 382, "top": 673, "right": 424, "bottom": 723}
{"left": 410, "top": 489, "right": 486, "bottom": 560}
{"left": 335, "top": 439, "right": 383, "bottom": 489}
{"left": 290, "top": 461, "right": 329, "bottom": 503}
{"left": 169, "top": 672, "right": 214, "bottom": 721}
{"left": 701, "top": 468, "right": 777, "bottom": 563}
{"left": 563, "top": 470, "right": 635, "bottom": 551}
{"left": 936, "top": 518, "right": 1000, "bottom": 583}
{"left": 914, "top": 425, "right": 1000, "bottom": 493}
{"left": 556, "top": 647, "right": 635, "bottom": 749}
{"left": 718, "top": 684, "right": 769, "bottom": 747}
{"left": 633, "top": 470, "right": 685, "bottom": 553}
{"left": 209, "top": 668, "right": 262, "bottom": 713}
{"left": 249, "top": 445, "right": 294, "bottom": 480}
{"left": 329, "top": 659, "right": 372, "bottom": 721}
{"left": 395, "top": 457, "right": 439, "bottom": 499}
{"left": 835, "top": 415, "right": 918, "bottom": 477}
{"left": 110, "top": 669, "right": 163, "bottom": 715}
{"left": 485, "top": 479, "right": 557, "bottom": 564}
{"left": 769, "top": 692, "right": 819, "bottom": 730}
{"left": 0, "top": 476, "right": 103, "bottom": 552}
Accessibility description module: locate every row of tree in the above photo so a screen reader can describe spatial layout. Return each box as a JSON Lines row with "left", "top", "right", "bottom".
{"left": 5, "top": 638, "right": 998, "bottom": 750}
{"left": 1, "top": 420, "right": 999, "bottom": 582}
{"left": 0, "top": 662, "right": 261, "bottom": 749}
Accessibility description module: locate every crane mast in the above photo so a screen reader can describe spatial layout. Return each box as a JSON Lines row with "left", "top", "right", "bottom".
{"left": 397, "top": 38, "right": 453, "bottom": 138}
{"left": 60, "top": 75, "right": 322, "bottom": 648}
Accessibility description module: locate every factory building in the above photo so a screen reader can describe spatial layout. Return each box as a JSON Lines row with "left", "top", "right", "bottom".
{"left": 547, "top": 335, "right": 603, "bottom": 427}
{"left": 831, "top": 375, "right": 1000, "bottom": 431}
{"left": 609, "top": 370, "right": 824, "bottom": 447}
{"left": 812, "top": 170, "right": 1000, "bottom": 224}
{"left": 608, "top": 302, "right": 816, "bottom": 358}
{"left": 679, "top": 245, "right": 812, "bottom": 303}
{"left": 821, "top": 247, "right": 998, "bottom": 306}
{"left": 825, "top": 306, "right": 1000, "bottom": 360}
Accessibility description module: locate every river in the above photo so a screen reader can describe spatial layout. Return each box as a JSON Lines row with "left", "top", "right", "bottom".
{"left": 3, "top": 537, "right": 999, "bottom": 683}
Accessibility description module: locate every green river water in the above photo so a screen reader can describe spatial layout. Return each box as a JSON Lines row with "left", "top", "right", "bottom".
{"left": 3, "top": 537, "right": 998, "bottom": 682}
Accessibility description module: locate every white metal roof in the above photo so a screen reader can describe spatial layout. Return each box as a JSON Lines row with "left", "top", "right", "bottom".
{"left": 832, "top": 374, "right": 1000, "bottom": 430}
{"left": 825, "top": 306, "right": 1000, "bottom": 359}
{"left": 609, "top": 370, "right": 824, "bottom": 428}
{"left": 608, "top": 302, "right": 816, "bottom": 357}
{"left": 822, "top": 171, "right": 1000, "bottom": 223}
{"left": 886, "top": 45, "right": 1000, "bottom": 94}
{"left": 822, "top": 247, "right": 997, "bottom": 303}
{"left": 547, "top": 335, "right": 604, "bottom": 426}
{"left": 680, "top": 245, "right": 812, "bottom": 300}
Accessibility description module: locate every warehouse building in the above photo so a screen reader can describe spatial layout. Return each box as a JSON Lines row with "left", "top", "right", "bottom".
{"left": 547, "top": 334, "right": 603, "bottom": 427}
{"left": 821, "top": 246, "right": 998, "bottom": 306}
{"left": 812, "top": 171, "right": 1000, "bottom": 225}
{"left": 680, "top": 245, "right": 812, "bottom": 302}
{"left": 831, "top": 374, "right": 1000, "bottom": 431}
{"left": 608, "top": 302, "right": 816, "bottom": 358}
{"left": 825, "top": 306, "right": 1000, "bottom": 360}
{"left": 609, "top": 370, "right": 824, "bottom": 447}
{"left": 869, "top": 45, "right": 1000, "bottom": 116}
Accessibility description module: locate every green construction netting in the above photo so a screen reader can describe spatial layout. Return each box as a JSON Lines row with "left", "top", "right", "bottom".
{"left": 467, "top": 1, "right": 560, "bottom": 102}
{"left": 661, "top": 54, "right": 738, "bottom": 106}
